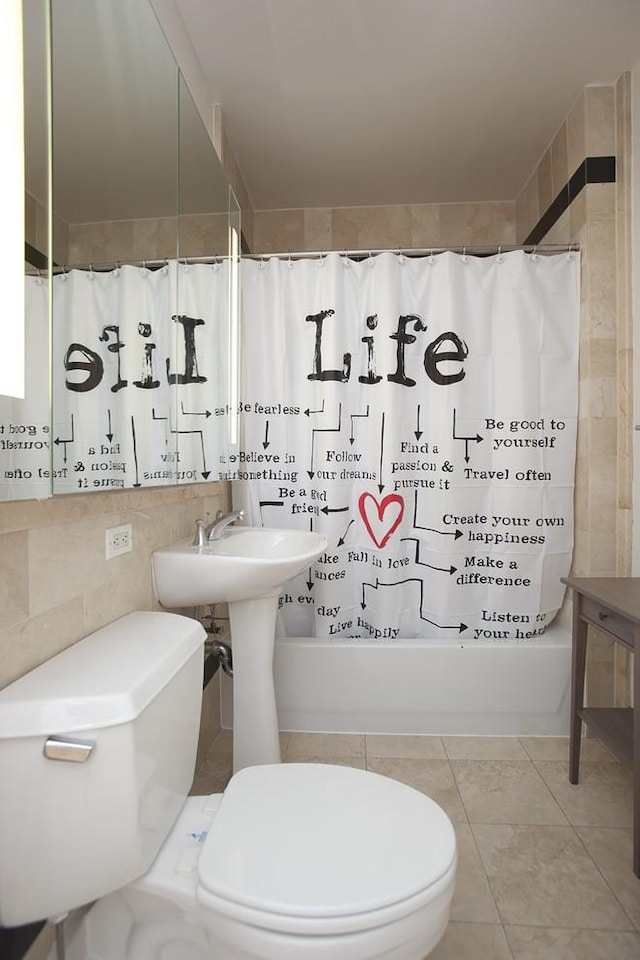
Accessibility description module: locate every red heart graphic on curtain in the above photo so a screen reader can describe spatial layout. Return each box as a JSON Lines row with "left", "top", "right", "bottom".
{"left": 358, "top": 492, "right": 405, "bottom": 548}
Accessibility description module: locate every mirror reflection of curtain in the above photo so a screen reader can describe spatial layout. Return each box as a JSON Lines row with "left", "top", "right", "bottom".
{"left": 0, "top": 276, "right": 50, "bottom": 501}
{"left": 50, "top": 262, "right": 232, "bottom": 494}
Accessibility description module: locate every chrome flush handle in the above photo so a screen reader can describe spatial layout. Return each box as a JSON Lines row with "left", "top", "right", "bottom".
{"left": 43, "top": 736, "right": 95, "bottom": 763}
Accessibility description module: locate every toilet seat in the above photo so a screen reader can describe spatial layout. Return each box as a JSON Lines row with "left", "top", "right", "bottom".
{"left": 196, "top": 763, "right": 456, "bottom": 937}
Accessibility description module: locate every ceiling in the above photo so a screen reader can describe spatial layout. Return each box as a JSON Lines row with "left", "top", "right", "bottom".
{"left": 175, "top": 0, "right": 640, "bottom": 211}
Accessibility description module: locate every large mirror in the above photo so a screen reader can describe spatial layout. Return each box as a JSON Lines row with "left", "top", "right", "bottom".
{"left": 2, "top": 0, "right": 51, "bottom": 501}
{"left": 2, "top": 0, "right": 239, "bottom": 501}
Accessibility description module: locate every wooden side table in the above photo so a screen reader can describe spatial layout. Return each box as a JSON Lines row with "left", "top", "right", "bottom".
{"left": 562, "top": 576, "right": 640, "bottom": 877}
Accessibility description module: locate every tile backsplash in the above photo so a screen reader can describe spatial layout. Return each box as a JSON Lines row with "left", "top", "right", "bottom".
{"left": 0, "top": 481, "right": 231, "bottom": 690}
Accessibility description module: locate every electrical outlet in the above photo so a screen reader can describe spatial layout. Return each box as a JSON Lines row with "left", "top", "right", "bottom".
{"left": 106, "top": 523, "right": 133, "bottom": 559}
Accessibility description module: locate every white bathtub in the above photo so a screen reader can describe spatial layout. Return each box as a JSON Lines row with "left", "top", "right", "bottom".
{"left": 220, "top": 624, "right": 572, "bottom": 738}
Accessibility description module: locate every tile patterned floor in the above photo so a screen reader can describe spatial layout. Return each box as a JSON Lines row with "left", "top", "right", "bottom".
{"left": 191, "top": 733, "right": 640, "bottom": 960}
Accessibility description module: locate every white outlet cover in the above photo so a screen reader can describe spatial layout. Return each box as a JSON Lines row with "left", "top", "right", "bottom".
{"left": 106, "top": 523, "right": 132, "bottom": 559}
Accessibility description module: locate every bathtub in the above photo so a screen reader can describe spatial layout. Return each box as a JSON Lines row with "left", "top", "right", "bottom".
{"left": 220, "top": 624, "right": 572, "bottom": 737}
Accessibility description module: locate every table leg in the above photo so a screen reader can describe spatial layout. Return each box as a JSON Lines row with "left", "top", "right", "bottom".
{"left": 633, "top": 625, "right": 640, "bottom": 877}
{"left": 569, "top": 594, "right": 587, "bottom": 784}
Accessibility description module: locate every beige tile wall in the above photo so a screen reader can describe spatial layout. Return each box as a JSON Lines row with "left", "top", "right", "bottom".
{"left": 66, "top": 212, "right": 230, "bottom": 266}
{"left": 0, "top": 481, "right": 230, "bottom": 691}
{"left": 515, "top": 82, "right": 632, "bottom": 707}
{"left": 249, "top": 200, "right": 515, "bottom": 254}
{"left": 25, "top": 191, "right": 69, "bottom": 267}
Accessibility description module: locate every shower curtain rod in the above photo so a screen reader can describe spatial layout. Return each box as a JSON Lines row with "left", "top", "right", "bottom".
{"left": 48, "top": 255, "right": 228, "bottom": 275}
{"left": 41, "top": 242, "right": 578, "bottom": 276}
{"left": 242, "top": 243, "right": 579, "bottom": 261}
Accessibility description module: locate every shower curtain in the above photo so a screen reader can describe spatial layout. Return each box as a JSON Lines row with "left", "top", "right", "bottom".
{"left": 236, "top": 251, "right": 580, "bottom": 642}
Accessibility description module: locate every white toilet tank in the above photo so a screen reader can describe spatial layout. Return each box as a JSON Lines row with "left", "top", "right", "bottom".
{"left": 0, "top": 611, "right": 205, "bottom": 927}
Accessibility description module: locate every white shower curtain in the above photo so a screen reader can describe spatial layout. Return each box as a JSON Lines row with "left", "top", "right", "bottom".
{"left": 237, "top": 251, "right": 580, "bottom": 642}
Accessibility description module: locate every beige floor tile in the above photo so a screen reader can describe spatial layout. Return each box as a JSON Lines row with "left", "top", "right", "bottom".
{"left": 520, "top": 737, "right": 613, "bottom": 763}
{"left": 208, "top": 728, "right": 234, "bottom": 754}
{"left": 472, "top": 823, "right": 633, "bottom": 929}
{"left": 366, "top": 734, "right": 445, "bottom": 759}
{"left": 366, "top": 757, "right": 467, "bottom": 822}
{"left": 450, "top": 822, "right": 500, "bottom": 923}
{"left": 23, "top": 923, "right": 56, "bottom": 960}
{"left": 284, "top": 754, "right": 366, "bottom": 769}
{"left": 208, "top": 729, "right": 291, "bottom": 756}
{"left": 505, "top": 924, "right": 640, "bottom": 959}
{"left": 430, "top": 921, "right": 513, "bottom": 960}
{"left": 445, "top": 736, "right": 528, "bottom": 761}
{"left": 190, "top": 753, "right": 233, "bottom": 795}
{"left": 285, "top": 732, "right": 365, "bottom": 759}
{"left": 535, "top": 760, "right": 633, "bottom": 827}
{"left": 577, "top": 826, "right": 640, "bottom": 930}
{"left": 452, "top": 760, "right": 567, "bottom": 825}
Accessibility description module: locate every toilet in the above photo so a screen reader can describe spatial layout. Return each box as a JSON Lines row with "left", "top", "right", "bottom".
{"left": 0, "top": 612, "right": 456, "bottom": 960}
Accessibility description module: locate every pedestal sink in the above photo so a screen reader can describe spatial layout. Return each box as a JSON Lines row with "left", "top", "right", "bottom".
{"left": 152, "top": 527, "right": 328, "bottom": 772}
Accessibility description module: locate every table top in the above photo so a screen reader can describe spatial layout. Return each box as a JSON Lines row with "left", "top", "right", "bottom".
{"left": 562, "top": 577, "right": 640, "bottom": 625}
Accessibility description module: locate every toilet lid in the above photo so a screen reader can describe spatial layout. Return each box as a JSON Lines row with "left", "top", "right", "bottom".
{"left": 197, "top": 763, "right": 455, "bottom": 922}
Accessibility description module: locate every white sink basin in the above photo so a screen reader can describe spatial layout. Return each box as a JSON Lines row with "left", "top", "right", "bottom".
{"left": 152, "top": 526, "right": 329, "bottom": 607}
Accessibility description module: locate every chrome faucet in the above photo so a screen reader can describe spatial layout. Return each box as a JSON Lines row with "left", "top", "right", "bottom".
{"left": 206, "top": 508, "right": 245, "bottom": 541}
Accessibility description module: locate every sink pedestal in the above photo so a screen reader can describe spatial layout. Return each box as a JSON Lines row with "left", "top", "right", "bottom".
{"left": 229, "top": 594, "right": 281, "bottom": 772}
{"left": 152, "top": 525, "right": 329, "bottom": 773}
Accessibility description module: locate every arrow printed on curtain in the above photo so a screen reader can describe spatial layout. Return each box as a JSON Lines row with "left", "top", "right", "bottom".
{"left": 168, "top": 426, "right": 209, "bottom": 478}
{"left": 361, "top": 577, "right": 467, "bottom": 632}
{"left": 337, "top": 519, "right": 355, "bottom": 546}
{"left": 377, "top": 412, "right": 385, "bottom": 492}
{"left": 349, "top": 405, "right": 370, "bottom": 445}
{"left": 411, "top": 490, "right": 463, "bottom": 539}
{"left": 452, "top": 407, "right": 483, "bottom": 463}
{"left": 415, "top": 404, "right": 423, "bottom": 440}
{"left": 307, "top": 403, "right": 342, "bottom": 479}
{"left": 305, "top": 517, "right": 319, "bottom": 591}
{"left": 400, "top": 537, "right": 457, "bottom": 575}
{"left": 180, "top": 401, "right": 212, "bottom": 418}
{"left": 54, "top": 414, "right": 75, "bottom": 464}
{"left": 131, "top": 415, "right": 141, "bottom": 487}
{"left": 304, "top": 400, "right": 325, "bottom": 417}
{"left": 152, "top": 407, "right": 170, "bottom": 446}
